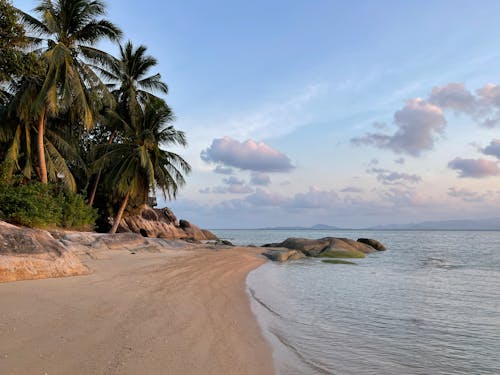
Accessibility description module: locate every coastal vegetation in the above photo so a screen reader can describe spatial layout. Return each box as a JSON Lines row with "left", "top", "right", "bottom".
{"left": 0, "top": 0, "right": 190, "bottom": 232}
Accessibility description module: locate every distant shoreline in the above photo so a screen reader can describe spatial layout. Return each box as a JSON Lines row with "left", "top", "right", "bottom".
{"left": 211, "top": 227, "right": 500, "bottom": 231}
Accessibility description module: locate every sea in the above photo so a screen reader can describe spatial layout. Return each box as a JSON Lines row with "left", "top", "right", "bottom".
{"left": 211, "top": 229, "right": 500, "bottom": 375}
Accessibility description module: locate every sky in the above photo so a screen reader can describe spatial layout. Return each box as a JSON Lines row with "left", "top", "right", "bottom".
{"left": 15, "top": 0, "right": 500, "bottom": 228}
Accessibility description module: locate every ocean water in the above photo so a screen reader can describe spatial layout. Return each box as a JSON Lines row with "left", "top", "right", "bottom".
{"left": 212, "top": 229, "right": 500, "bottom": 375}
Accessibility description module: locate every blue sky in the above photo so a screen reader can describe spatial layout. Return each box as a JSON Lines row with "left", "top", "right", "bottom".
{"left": 15, "top": 0, "right": 500, "bottom": 228}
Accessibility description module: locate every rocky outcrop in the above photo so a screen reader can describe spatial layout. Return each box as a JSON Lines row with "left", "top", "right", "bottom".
{"left": 357, "top": 238, "right": 386, "bottom": 251}
{"left": 179, "top": 220, "right": 216, "bottom": 241}
{"left": 117, "top": 206, "right": 218, "bottom": 241}
{"left": 262, "top": 237, "right": 385, "bottom": 261}
{"left": 0, "top": 221, "right": 89, "bottom": 283}
{"left": 59, "top": 232, "right": 196, "bottom": 259}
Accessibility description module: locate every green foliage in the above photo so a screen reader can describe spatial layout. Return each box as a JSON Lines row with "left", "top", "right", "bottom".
{"left": 0, "top": 181, "right": 96, "bottom": 229}
{"left": 61, "top": 189, "right": 98, "bottom": 229}
{"left": 0, "top": 0, "right": 35, "bottom": 82}
{"left": 0, "top": 182, "right": 62, "bottom": 227}
{"left": 0, "top": 1, "right": 189, "bottom": 232}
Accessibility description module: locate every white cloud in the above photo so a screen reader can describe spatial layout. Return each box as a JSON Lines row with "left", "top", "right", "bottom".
{"left": 482, "top": 139, "right": 500, "bottom": 159}
{"left": 448, "top": 158, "right": 500, "bottom": 178}
{"left": 201, "top": 136, "right": 295, "bottom": 172}
{"left": 250, "top": 172, "right": 271, "bottom": 186}
{"left": 367, "top": 167, "right": 422, "bottom": 185}
{"left": 352, "top": 98, "right": 446, "bottom": 156}
{"left": 214, "top": 166, "right": 234, "bottom": 175}
{"left": 428, "top": 83, "right": 476, "bottom": 113}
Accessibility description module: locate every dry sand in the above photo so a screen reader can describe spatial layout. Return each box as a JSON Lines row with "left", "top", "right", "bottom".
{"left": 0, "top": 246, "right": 275, "bottom": 375}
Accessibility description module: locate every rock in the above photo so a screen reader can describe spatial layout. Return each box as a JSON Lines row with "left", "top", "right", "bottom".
{"left": 333, "top": 238, "right": 376, "bottom": 254}
{"left": 263, "top": 237, "right": 379, "bottom": 259}
{"left": 0, "top": 221, "right": 90, "bottom": 283}
{"left": 357, "top": 238, "right": 386, "bottom": 251}
{"left": 178, "top": 220, "right": 204, "bottom": 240}
{"left": 116, "top": 206, "right": 218, "bottom": 241}
{"left": 201, "top": 229, "right": 218, "bottom": 240}
{"left": 118, "top": 207, "right": 187, "bottom": 239}
{"left": 263, "top": 237, "right": 331, "bottom": 257}
{"left": 320, "top": 247, "right": 365, "bottom": 258}
{"left": 215, "top": 239, "right": 234, "bottom": 246}
{"left": 262, "top": 248, "right": 305, "bottom": 262}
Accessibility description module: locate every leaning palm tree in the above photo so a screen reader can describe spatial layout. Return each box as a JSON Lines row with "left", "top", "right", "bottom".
{"left": 87, "top": 40, "right": 168, "bottom": 206}
{"left": 17, "top": 0, "right": 122, "bottom": 184}
{"left": 94, "top": 97, "right": 190, "bottom": 233}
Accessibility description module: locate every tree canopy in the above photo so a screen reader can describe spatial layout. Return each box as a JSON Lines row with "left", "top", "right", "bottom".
{"left": 0, "top": 0, "right": 191, "bottom": 232}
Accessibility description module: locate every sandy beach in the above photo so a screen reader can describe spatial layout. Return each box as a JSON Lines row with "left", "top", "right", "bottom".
{"left": 0, "top": 246, "right": 275, "bottom": 375}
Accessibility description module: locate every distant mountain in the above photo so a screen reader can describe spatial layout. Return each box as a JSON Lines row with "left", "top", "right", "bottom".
{"left": 368, "top": 217, "right": 500, "bottom": 230}
{"left": 258, "top": 224, "right": 341, "bottom": 230}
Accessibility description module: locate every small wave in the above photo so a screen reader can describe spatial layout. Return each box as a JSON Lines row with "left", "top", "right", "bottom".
{"left": 270, "top": 327, "right": 335, "bottom": 375}
{"left": 248, "top": 287, "right": 283, "bottom": 318}
{"left": 419, "top": 257, "right": 464, "bottom": 270}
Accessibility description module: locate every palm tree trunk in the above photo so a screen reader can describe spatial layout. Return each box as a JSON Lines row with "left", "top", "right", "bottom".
{"left": 109, "top": 190, "right": 130, "bottom": 234}
{"left": 142, "top": 184, "right": 149, "bottom": 206}
{"left": 87, "top": 169, "right": 102, "bottom": 206}
{"left": 37, "top": 108, "right": 48, "bottom": 184}
{"left": 88, "top": 130, "right": 116, "bottom": 207}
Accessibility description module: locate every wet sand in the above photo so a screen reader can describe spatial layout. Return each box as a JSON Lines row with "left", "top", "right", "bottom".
{"left": 0, "top": 246, "right": 275, "bottom": 375}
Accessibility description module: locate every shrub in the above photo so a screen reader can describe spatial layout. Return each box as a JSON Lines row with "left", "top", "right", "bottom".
{"left": 0, "top": 181, "right": 96, "bottom": 229}
{"left": 61, "top": 189, "right": 98, "bottom": 230}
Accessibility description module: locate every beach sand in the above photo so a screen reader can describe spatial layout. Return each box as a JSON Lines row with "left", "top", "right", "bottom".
{"left": 0, "top": 246, "right": 275, "bottom": 375}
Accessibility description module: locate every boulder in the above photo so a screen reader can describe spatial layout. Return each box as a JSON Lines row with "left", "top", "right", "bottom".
{"left": 118, "top": 207, "right": 187, "bottom": 239}
{"left": 178, "top": 220, "right": 202, "bottom": 239}
{"left": 332, "top": 238, "right": 376, "bottom": 254}
{"left": 262, "top": 249, "right": 305, "bottom": 262}
{"left": 357, "top": 238, "right": 386, "bottom": 251}
{"left": 263, "top": 237, "right": 331, "bottom": 257}
{"left": 0, "top": 221, "right": 89, "bottom": 283}
{"left": 201, "top": 229, "right": 218, "bottom": 240}
{"left": 263, "top": 237, "right": 382, "bottom": 259}
{"left": 116, "top": 206, "right": 218, "bottom": 241}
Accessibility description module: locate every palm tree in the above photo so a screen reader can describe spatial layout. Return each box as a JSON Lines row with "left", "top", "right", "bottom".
{"left": 87, "top": 40, "right": 168, "bottom": 206}
{"left": 17, "top": 0, "right": 122, "bottom": 184}
{"left": 1, "top": 75, "right": 84, "bottom": 191}
{"left": 94, "top": 97, "right": 191, "bottom": 233}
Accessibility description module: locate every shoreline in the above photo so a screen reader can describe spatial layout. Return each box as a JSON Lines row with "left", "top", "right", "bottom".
{"left": 0, "top": 245, "right": 275, "bottom": 375}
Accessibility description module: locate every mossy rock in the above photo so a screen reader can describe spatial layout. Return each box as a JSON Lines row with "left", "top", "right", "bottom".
{"left": 322, "top": 259, "right": 357, "bottom": 265}
{"left": 319, "top": 248, "right": 365, "bottom": 258}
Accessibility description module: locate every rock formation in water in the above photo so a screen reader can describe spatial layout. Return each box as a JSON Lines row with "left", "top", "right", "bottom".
{"left": 262, "top": 237, "right": 385, "bottom": 261}
{"left": 357, "top": 238, "right": 386, "bottom": 251}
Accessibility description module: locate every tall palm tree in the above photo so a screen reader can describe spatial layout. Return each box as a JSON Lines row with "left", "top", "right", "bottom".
{"left": 94, "top": 97, "right": 190, "bottom": 233}
{"left": 1, "top": 75, "right": 83, "bottom": 191}
{"left": 17, "top": 0, "right": 122, "bottom": 184}
{"left": 87, "top": 40, "right": 168, "bottom": 206}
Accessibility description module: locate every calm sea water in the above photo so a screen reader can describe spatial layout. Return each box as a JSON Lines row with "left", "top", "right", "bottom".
{"left": 212, "top": 229, "right": 500, "bottom": 375}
